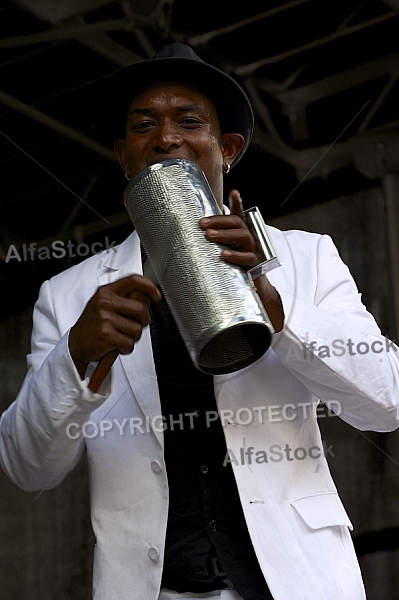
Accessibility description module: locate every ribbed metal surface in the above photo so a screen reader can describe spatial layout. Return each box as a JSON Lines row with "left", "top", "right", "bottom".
{"left": 124, "top": 159, "right": 272, "bottom": 374}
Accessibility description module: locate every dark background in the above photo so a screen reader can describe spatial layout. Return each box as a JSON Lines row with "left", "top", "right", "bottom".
{"left": 0, "top": 0, "right": 398, "bottom": 314}
{"left": 1, "top": 1, "right": 399, "bottom": 598}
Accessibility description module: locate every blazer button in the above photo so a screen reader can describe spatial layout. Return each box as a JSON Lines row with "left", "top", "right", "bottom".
{"left": 151, "top": 460, "right": 163, "bottom": 474}
{"left": 148, "top": 546, "right": 160, "bottom": 561}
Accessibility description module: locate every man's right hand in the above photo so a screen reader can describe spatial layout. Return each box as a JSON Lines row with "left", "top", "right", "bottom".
{"left": 69, "top": 274, "right": 162, "bottom": 378}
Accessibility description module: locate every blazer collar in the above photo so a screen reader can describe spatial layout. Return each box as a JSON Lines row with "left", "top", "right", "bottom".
{"left": 97, "top": 231, "right": 141, "bottom": 286}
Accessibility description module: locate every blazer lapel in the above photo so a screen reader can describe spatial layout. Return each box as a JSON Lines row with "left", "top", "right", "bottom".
{"left": 97, "top": 232, "right": 163, "bottom": 447}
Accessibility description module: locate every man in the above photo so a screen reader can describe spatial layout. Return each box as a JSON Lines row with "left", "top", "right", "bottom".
{"left": 1, "top": 43, "right": 399, "bottom": 600}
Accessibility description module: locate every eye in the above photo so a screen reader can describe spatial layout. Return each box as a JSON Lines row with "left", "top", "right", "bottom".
{"left": 130, "top": 120, "right": 155, "bottom": 132}
{"left": 180, "top": 117, "right": 203, "bottom": 128}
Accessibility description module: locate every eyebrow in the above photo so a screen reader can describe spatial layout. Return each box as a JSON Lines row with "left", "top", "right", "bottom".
{"left": 128, "top": 105, "right": 209, "bottom": 117}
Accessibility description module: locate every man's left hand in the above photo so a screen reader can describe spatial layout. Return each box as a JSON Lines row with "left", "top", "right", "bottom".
{"left": 199, "top": 189, "right": 284, "bottom": 332}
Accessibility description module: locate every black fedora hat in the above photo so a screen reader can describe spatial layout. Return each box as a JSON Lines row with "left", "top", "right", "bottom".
{"left": 103, "top": 43, "right": 254, "bottom": 166}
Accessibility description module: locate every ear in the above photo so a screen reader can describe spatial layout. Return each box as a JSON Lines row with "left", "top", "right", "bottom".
{"left": 114, "top": 138, "right": 127, "bottom": 171}
{"left": 221, "top": 133, "right": 245, "bottom": 166}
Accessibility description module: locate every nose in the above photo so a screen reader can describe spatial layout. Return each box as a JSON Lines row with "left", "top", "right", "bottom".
{"left": 152, "top": 121, "right": 183, "bottom": 152}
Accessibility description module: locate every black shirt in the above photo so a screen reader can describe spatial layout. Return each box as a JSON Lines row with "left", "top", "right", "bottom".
{"left": 149, "top": 293, "right": 274, "bottom": 600}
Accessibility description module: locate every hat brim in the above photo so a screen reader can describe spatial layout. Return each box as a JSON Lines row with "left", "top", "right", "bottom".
{"left": 103, "top": 55, "right": 254, "bottom": 167}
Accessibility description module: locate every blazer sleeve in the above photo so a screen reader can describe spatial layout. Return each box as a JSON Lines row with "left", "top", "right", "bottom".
{"left": 0, "top": 279, "right": 110, "bottom": 491}
{"left": 270, "top": 232, "right": 399, "bottom": 432}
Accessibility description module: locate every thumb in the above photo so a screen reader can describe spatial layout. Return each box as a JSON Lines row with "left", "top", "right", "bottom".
{"left": 228, "top": 189, "right": 245, "bottom": 218}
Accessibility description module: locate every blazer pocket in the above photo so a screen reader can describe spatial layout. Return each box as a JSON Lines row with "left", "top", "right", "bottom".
{"left": 290, "top": 491, "right": 353, "bottom": 531}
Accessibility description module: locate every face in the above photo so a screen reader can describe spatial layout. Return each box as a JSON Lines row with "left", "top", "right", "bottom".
{"left": 114, "top": 82, "right": 244, "bottom": 208}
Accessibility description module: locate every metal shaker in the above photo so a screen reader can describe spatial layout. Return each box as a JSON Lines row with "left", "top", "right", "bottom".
{"left": 124, "top": 158, "right": 276, "bottom": 375}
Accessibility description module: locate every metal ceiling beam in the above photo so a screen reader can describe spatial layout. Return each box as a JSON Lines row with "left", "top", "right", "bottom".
{"left": 250, "top": 128, "right": 307, "bottom": 170}
{"left": 0, "top": 89, "right": 116, "bottom": 162}
{"left": 234, "top": 10, "right": 399, "bottom": 76}
{"left": 12, "top": 0, "right": 112, "bottom": 24}
{"left": 244, "top": 76, "right": 309, "bottom": 169}
{"left": 262, "top": 53, "right": 399, "bottom": 106}
{"left": 79, "top": 31, "right": 143, "bottom": 65}
{"left": 295, "top": 123, "right": 399, "bottom": 181}
{"left": 0, "top": 19, "right": 129, "bottom": 49}
{"left": 358, "top": 70, "right": 399, "bottom": 133}
{"left": 187, "top": 0, "right": 313, "bottom": 47}
{"left": 250, "top": 110, "right": 399, "bottom": 182}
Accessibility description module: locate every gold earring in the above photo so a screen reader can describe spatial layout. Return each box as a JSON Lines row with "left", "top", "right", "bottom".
{"left": 125, "top": 171, "right": 131, "bottom": 181}
{"left": 222, "top": 163, "right": 231, "bottom": 174}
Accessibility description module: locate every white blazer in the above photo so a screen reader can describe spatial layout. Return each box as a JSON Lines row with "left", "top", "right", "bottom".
{"left": 1, "top": 225, "right": 399, "bottom": 600}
